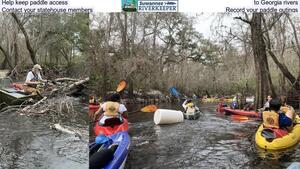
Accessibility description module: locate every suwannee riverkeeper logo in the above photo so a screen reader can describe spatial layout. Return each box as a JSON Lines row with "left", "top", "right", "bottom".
{"left": 122, "top": 0, "right": 178, "bottom": 12}
{"left": 138, "top": 0, "right": 178, "bottom": 12}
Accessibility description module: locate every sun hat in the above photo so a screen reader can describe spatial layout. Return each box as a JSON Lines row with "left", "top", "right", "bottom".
{"left": 33, "top": 64, "right": 42, "bottom": 70}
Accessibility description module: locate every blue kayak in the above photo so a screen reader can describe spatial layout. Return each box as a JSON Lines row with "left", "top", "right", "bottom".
{"left": 168, "top": 87, "right": 181, "bottom": 98}
{"left": 89, "top": 132, "right": 130, "bottom": 169}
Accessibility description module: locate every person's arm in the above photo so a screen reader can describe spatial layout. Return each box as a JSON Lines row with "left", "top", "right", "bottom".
{"left": 38, "top": 73, "right": 47, "bottom": 82}
{"left": 94, "top": 103, "right": 105, "bottom": 120}
{"left": 119, "top": 104, "right": 128, "bottom": 118}
{"left": 182, "top": 100, "right": 187, "bottom": 109}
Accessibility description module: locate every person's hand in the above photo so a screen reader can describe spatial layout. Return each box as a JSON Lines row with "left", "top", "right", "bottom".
{"left": 93, "top": 109, "right": 101, "bottom": 121}
{"left": 93, "top": 112, "right": 98, "bottom": 121}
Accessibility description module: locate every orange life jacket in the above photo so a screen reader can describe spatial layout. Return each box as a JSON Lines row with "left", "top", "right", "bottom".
{"left": 262, "top": 111, "right": 279, "bottom": 129}
{"left": 104, "top": 101, "right": 120, "bottom": 117}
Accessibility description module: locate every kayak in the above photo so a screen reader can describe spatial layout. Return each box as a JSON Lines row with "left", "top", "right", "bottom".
{"left": 183, "top": 110, "right": 201, "bottom": 120}
{"left": 89, "top": 103, "right": 100, "bottom": 110}
{"left": 202, "top": 98, "right": 233, "bottom": 103}
{"left": 255, "top": 116, "right": 300, "bottom": 150}
{"left": 94, "top": 116, "right": 129, "bottom": 136}
{"left": 12, "top": 83, "right": 24, "bottom": 90}
{"left": 223, "top": 107, "right": 260, "bottom": 118}
{"left": 89, "top": 132, "right": 130, "bottom": 169}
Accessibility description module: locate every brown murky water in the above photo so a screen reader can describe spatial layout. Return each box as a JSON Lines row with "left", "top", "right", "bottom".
{"left": 124, "top": 103, "right": 300, "bottom": 169}
{"left": 0, "top": 97, "right": 88, "bottom": 169}
{"left": 4, "top": 99, "right": 299, "bottom": 169}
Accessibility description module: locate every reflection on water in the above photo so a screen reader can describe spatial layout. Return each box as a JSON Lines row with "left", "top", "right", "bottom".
{"left": 125, "top": 103, "right": 300, "bottom": 169}
{"left": 0, "top": 97, "right": 88, "bottom": 169}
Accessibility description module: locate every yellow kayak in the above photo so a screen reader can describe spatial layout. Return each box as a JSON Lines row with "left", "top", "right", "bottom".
{"left": 255, "top": 116, "right": 300, "bottom": 150}
{"left": 202, "top": 98, "right": 233, "bottom": 103}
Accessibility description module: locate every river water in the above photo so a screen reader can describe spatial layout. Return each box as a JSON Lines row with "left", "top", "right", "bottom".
{"left": 0, "top": 97, "right": 89, "bottom": 169}
{"left": 2, "top": 100, "right": 300, "bottom": 169}
{"left": 125, "top": 103, "right": 300, "bottom": 169}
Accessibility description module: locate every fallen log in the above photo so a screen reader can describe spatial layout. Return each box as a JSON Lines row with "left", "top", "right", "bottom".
{"left": 50, "top": 123, "right": 82, "bottom": 139}
{"left": 54, "top": 78, "right": 78, "bottom": 82}
{"left": 64, "top": 77, "right": 89, "bottom": 91}
{"left": 22, "top": 96, "right": 47, "bottom": 112}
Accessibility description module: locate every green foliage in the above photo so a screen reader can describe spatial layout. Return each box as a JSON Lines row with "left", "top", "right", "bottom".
{"left": 190, "top": 39, "right": 221, "bottom": 67}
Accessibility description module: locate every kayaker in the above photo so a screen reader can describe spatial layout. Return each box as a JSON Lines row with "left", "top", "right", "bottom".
{"left": 218, "top": 97, "right": 227, "bottom": 107}
{"left": 243, "top": 96, "right": 255, "bottom": 111}
{"left": 262, "top": 95, "right": 272, "bottom": 111}
{"left": 262, "top": 98, "right": 292, "bottom": 130}
{"left": 182, "top": 99, "right": 199, "bottom": 114}
{"left": 280, "top": 96, "right": 296, "bottom": 128}
{"left": 89, "top": 96, "right": 102, "bottom": 105}
{"left": 231, "top": 96, "right": 238, "bottom": 109}
{"left": 94, "top": 93, "right": 127, "bottom": 126}
{"left": 243, "top": 102, "right": 255, "bottom": 111}
{"left": 23, "top": 64, "right": 47, "bottom": 94}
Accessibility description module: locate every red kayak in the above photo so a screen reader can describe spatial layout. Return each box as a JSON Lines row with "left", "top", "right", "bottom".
{"left": 88, "top": 104, "right": 100, "bottom": 118}
{"left": 89, "top": 103, "right": 100, "bottom": 110}
{"left": 217, "top": 104, "right": 260, "bottom": 118}
{"left": 223, "top": 107, "right": 260, "bottom": 118}
{"left": 94, "top": 116, "right": 129, "bottom": 136}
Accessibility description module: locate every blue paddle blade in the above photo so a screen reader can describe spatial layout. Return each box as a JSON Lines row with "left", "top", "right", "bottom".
{"left": 168, "top": 87, "right": 181, "bottom": 98}
{"left": 95, "top": 134, "right": 111, "bottom": 144}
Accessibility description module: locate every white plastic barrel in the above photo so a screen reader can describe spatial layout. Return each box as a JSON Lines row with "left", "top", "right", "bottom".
{"left": 287, "top": 162, "right": 300, "bottom": 169}
{"left": 153, "top": 109, "right": 184, "bottom": 125}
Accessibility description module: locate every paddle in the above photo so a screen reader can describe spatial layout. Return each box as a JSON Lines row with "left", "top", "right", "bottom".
{"left": 261, "top": 128, "right": 276, "bottom": 142}
{"left": 231, "top": 115, "right": 252, "bottom": 122}
{"left": 231, "top": 115, "right": 249, "bottom": 120}
{"left": 90, "top": 105, "right": 158, "bottom": 124}
{"left": 116, "top": 80, "right": 127, "bottom": 93}
{"left": 139, "top": 105, "right": 158, "bottom": 113}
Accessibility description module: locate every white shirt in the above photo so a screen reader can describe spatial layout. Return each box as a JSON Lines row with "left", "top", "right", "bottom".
{"left": 263, "top": 101, "right": 270, "bottom": 109}
{"left": 182, "top": 100, "right": 199, "bottom": 114}
{"left": 25, "top": 71, "right": 43, "bottom": 82}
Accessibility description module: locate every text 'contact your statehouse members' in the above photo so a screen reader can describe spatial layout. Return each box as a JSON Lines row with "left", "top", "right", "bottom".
{"left": 1, "top": 0, "right": 93, "bottom": 13}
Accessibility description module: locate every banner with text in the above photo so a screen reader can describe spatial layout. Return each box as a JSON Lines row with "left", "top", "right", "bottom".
{"left": 0, "top": 0, "right": 299, "bottom": 13}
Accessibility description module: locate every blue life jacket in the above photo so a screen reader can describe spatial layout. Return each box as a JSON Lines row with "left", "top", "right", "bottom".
{"left": 279, "top": 112, "right": 293, "bottom": 128}
{"left": 231, "top": 101, "right": 238, "bottom": 109}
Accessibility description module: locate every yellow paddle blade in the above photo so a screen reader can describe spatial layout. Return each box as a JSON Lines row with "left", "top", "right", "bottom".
{"left": 140, "top": 105, "right": 158, "bottom": 113}
{"left": 231, "top": 115, "right": 251, "bottom": 122}
{"left": 116, "top": 80, "right": 127, "bottom": 92}
{"left": 231, "top": 115, "right": 249, "bottom": 120}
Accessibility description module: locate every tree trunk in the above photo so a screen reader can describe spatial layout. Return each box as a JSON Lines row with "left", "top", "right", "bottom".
{"left": 130, "top": 13, "right": 137, "bottom": 58}
{"left": 127, "top": 76, "right": 134, "bottom": 98}
{"left": 11, "top": 13, "right": 37, "bottom": 64}
{"left": 116, "top": 13, "right": 128, "bottom": 58}
{"left": 250, "top": 13, "right": 276, "bottom": 108}
{"left": 14, "top": 35, "right": 19, "bottom": 66}
{"left": 0, "top": 45, "right": 13, "bottom": 69}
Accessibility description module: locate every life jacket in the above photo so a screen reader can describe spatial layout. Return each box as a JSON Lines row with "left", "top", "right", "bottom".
{"left": 103, "top": 101, "right": 120, "bottom": 117}
{"left": 281, "top": 106, "right": 295, "bottom": 121}
{"left": 262, "top": 111, "right": 279, "bottom": 129}
{"left": 30, "top": 71, "right": 39, "bottom": 82}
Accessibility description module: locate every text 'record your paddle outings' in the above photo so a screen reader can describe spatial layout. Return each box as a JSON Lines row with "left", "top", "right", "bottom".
{"left": 225, "top": 0, "right": 299, "bottom": 13}
{"left": 1, "top": 0, "right": 93, "bottom": 13}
